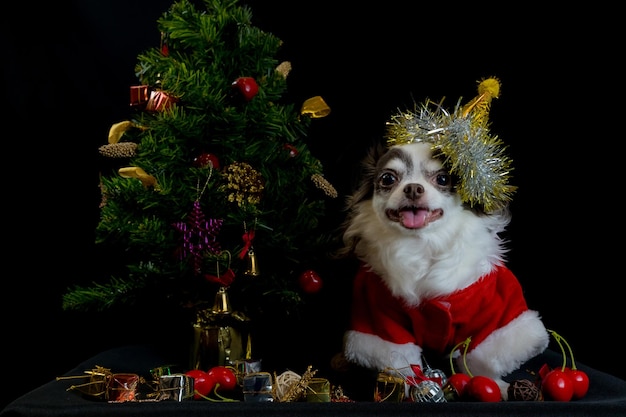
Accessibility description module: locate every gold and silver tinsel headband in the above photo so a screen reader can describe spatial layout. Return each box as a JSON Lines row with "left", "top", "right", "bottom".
{"left": 385, "top": 77, "right": 516, "bottom": 212}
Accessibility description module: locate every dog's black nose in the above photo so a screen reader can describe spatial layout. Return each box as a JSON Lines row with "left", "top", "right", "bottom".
{"left": 404, "top": 183, "right": 424, "bottom": 199}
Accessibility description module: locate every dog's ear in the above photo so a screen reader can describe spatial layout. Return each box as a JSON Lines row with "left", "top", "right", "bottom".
{"left": 345, "top": 142, "right": 387, "bottom": 209}
{"left": 332, "top": 143, "right": 387, "bottom": 259}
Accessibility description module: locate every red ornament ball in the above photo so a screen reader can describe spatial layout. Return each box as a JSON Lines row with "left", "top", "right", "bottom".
{"left": 299, "top": 269, "right": 323, "bottom": 294}
{"left": 284, "top": 144, "right": 299, "bottom": 157}
{"left": 232, "top": 77, "right": 259, "bottom": 101}
{"left": 193, "top": 153, "right": 220, "bottom": 169}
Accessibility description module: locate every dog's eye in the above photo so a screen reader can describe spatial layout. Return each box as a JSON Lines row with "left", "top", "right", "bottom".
{"left": 435, "top": 173, "right": 451, "bottom": 187}
{"left": 378, "top": 172, "right": 396, "bottom": 187}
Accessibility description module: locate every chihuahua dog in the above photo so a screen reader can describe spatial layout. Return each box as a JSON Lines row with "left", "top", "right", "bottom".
{"left": 338, "top": 140, "right": 549, "bottom": 400}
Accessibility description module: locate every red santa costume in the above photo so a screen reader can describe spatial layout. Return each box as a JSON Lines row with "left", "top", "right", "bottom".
{"left": 343, "top": 262, "right": 549, "bottom": 379}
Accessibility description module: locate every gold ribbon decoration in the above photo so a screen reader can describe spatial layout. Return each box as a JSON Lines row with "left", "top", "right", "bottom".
{"left": 118, "top": 166, "right": 157, "bottom": 187}
{"left": 300, "top": 96, "right": 331, "bottom": 118}
{"left": 108, "top": 121, "right": 134, "bottom": 144}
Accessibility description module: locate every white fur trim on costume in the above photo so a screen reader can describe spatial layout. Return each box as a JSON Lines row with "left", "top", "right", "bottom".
{"left": 461, "top": 310, "right": 550, "bottom": 379}
{"left": 343, "top": 330, "right": 423, "bottom": 373}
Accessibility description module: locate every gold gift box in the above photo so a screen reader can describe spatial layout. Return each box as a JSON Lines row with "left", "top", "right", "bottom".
{"left": 306, "top": 378, "right": 330, "bottom": 402}
{"left": 374, "top": 373, "right": 405, "bottom": 402}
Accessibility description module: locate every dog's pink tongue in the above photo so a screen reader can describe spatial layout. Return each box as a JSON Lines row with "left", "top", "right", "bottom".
{"left": 401, "top": 209, "right": 428, "bottom": 229}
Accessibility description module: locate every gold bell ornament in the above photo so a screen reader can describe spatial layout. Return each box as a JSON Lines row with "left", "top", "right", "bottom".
{"left": 240, "top": 222, "right": 260, "bottom": 277}
{"left": 244, "top": 246, "right": 260, "bottom": 277}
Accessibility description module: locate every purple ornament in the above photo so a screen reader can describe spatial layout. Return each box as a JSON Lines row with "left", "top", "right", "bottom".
{"left": 173, "top": 200, "right": 223, "bottom": 274}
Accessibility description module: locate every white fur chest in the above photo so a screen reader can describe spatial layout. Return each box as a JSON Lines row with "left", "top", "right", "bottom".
{"left": 352, "top": 204, "right": 504, "bottom": 307}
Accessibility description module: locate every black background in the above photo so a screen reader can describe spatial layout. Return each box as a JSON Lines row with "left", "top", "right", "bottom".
{"left": 2, "top": 0, "right": 623, "bottom": 409}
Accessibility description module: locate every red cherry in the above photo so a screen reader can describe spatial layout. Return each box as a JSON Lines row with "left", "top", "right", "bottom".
{"left": 232, "top": 77, "right": 259, "bottom": 101}
{"left": 544, "top": 330, "right": 588, "bottom": 401}
{"left": 298, "top": 269, "right": 323, "bottom": 294}
{"left": 541, "top": 369, "right": 574, "bottom": 401}
{"left": 564, "top": 367, "right": 589, "bottom": 400}
{"left": 463, "top": 376, "right": 501, "bottom": 402}
{"left": 207, "top": 366, "right": 238, "bottom": 392}
{"left": 445, "top": 373, "right": 471, "bottom": 398}
{"left": 185, "top": 369, "right": 217, "bottom": 399}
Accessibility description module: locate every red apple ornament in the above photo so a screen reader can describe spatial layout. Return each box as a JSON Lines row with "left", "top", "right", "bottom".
{"left": 193, "top": 152, "right": 220, "bottom": 169}
{"left": 299, "top": 269, "right": 323, "bottom": 294}
{"left": 232, "top": 77, "right": 259, "bottom": 101}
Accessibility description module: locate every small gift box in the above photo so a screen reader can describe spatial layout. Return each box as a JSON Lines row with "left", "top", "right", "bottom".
{"left": 107, "top": 373, "right": 139, "bottom": 402}
{"left": 306, "top": 378, "right": 330, "bottom": 402}
{"left": 150, "top": 364, "right": 183, "bottom": 379}
{"left": 157, "top": 374, "right": 194, "bottom": 401}
{"left": 83, "top": 369, "right": 109, "bottom": 399}
{"left": 57, "top": 366, "right": 111, "bottom": 400}
{"left": 374, "top": 372, "right": 405, "bottom": 402}
{"left": 146, "top": 89, "right": 178, "bottom": 112}
{"left": 242, "top": 372, "right": 274, "bottom": 402}
{"left": 130, "top": 85, "right": 149, "bottom": 107}
{"left": 234, "top": 359, "right": 263, "bottom": 386}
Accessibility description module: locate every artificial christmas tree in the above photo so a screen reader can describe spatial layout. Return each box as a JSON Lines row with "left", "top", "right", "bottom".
{"left": 62, "top": 0, "right": 336, "bottom": 368}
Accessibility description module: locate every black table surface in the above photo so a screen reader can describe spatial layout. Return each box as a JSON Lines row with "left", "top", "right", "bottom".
{"left": 2, "top": 344, "right": 625, "bottom": 417}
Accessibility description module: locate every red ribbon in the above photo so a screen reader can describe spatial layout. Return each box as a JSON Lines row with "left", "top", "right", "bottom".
{"left": 405, "top": 364, "right": 429, "bottom": 386}
{"left": 239, "top": 230, "right": 255, "bottom": 259}
{"left": 204, "top": 268, "right": 235, "bottom": 287}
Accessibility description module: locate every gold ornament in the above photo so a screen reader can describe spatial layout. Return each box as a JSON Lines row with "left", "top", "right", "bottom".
{"left": 118, "top": 166, "right": 157, "bottom": 188}
{"left": 190, "top": 286, "right": 252, "bottom": 370}
{"left": 99, "top": 142, "right": 138, "bottom": 158}
{"left": 244, "top": 246, "right": 260, "bottom": 276}
{"left": 300, "top": 96, "right": 331, "bottom": 118}
{"left": 222, "top": 162, "right": 264, "bottom": 207}
{"left": 275, "top": 61, "right": 292, "bottom": 78}
{"left": 108, "top": 120, "right": 134, "bottom": 144}
{"left": 311, "top": 173, "right": 338, "bottom": 198}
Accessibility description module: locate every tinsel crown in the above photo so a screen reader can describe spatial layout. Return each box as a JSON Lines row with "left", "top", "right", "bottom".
{"left": 385, "top": 77, "right": 516, "bottom": 212}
